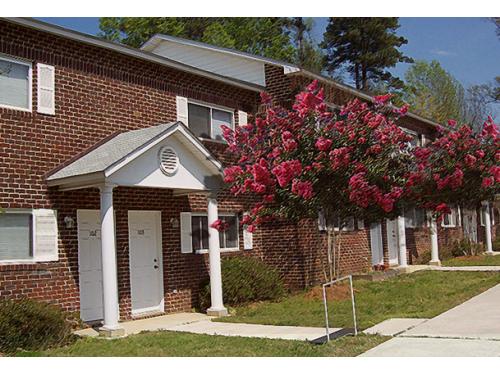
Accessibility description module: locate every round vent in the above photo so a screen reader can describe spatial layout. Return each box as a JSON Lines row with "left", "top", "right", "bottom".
{"left": 159, "top": 146, "right": 179, "bottom": 175}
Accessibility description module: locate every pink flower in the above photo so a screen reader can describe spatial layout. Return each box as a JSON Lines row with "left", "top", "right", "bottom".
{"left": 394, "top": 104, "right": 409, "bottom": 116}
{"left": 435, "top": 203, "right": 451, "bottom": 214}
{"left": 447, "top": 119, "right": 457, "bottom": 127}
{"left": 374, "top": 93, "right": 393, "bottom": 105}
{"left": 272, "top": 160, "right": 302, "bottom": 187}
{"left": 464, "top": 154, "right": 477, "bottom": 167}
{"left": 291, "top": 179, "right": 314, "bottom": 199}
{"left": 210, "top": 219, "right": 229, "bottom": 232}
{"left": 246, "top": 225, "right": 256, "bottom": 233}
{"left": 482, "top": 177, "right": 494, "bottom": 188}
{"left": 315, "top": 137, "right": 333, "bottom": 151}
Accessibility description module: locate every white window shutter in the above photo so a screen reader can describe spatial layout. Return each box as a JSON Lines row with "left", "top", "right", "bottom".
{"left": 238, "top": 110, "right": 248, "bottom": 126}
{"left": 33, "top": 209, "right": 58, "bottom": 261}
{"left": 37, "top": 63, "right": 55, "bottom": 115}
{"left": 180, "top": 212, "right": 192, "bottom": 253}
{"left": 176, "top": 96, "right": 189, "bottom": 125}
{"left": 318, "top": 210, "right": 327, "bottom": 232}
{"left": 357, "top": 219, "right": 365, "bottom": 230}
{"left": 243, "top": 211, "right": 253, "bottom": 250}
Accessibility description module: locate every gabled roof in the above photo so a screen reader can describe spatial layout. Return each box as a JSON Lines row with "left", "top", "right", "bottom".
{"left": 141, "top": 33, "right": 441, "bottom": 129}
{"left": 47, "top": 122, "right": 223, "bottom": 184}
{"left": 141, "top": 33, "right": 300, "bottom": 72}
{"left": 2, "top": 18, "right": 263, "bottom": 92}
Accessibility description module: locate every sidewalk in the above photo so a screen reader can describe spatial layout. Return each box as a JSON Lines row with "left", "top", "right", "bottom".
{"left": 361, "top": 283, "right": 500, "bottom": 356}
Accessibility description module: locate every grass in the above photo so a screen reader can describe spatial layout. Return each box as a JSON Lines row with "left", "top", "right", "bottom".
{"left": 16, "top": 331, "right": 388, "bottom": 357}
{"left": 442, "top": 255, "right": 500, "bottom": 267}
{"left": 217, "top": 271, "right": 500, "bottom": 329}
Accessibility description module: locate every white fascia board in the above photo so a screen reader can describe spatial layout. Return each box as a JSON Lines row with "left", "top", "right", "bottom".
{"left": 104, "top": 123, "right": 223, "bottom": 178}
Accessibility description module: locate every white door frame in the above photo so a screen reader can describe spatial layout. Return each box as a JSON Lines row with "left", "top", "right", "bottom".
{"left": 370, "top": 222, "right": 384, "bottom": 266}
{"left": 77, "top": 209, "right": 103, "bottom": 322}
{"left": 128, "top": 210, "right": 164, "bottom": 316}
{"left": 386, "top": 219, "right": 399, "bottom": 266}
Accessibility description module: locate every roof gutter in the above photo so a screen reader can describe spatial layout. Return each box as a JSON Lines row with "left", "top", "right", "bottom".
{"left": 286, "top": 69, "right": 443, "bottom": 130}
{"left": 3, "top": 18, "right": 264, "bottom": 93}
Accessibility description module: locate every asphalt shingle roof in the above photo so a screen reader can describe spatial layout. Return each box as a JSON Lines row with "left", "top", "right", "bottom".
{"left": 48, "top": 122, "right": 178, "bottom": 180}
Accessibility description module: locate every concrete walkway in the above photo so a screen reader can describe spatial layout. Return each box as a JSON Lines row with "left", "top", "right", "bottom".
{"left": 75, "top": 312, "right": 212, "bottom": 338}
{"left": 360, "top": 337, "right": 500, "bottom": 357}
{"left": 402, "top": 283, "right": 500, "bottom": 340}
{"left": 167, "top": 320, "right": 340, "bottom": 341}
{"left": 400, "top": 264, "right": 500, "bottom": 273}
{"left": 362, "top": 283, "right": 500, "bottom": 356}
{"left": 75, "top": 312, "right": 339, "bottom": 341}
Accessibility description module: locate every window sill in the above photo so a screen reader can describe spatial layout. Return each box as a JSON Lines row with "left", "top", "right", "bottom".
{"left": 0, "top": 104, "right": 32, "bottom": 113}
{"left": 441, "top": 225, "right": 456, "bottom": 228}
{"left": 0, "top": 259, "right": 37, "bottom": 266}
{"left": 194, "top": 248, "right": 240, "bottom": 254}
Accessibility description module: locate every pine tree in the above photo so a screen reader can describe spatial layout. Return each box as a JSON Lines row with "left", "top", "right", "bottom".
{"left": 322, "top": 17, "right": 412, "bottom": 91}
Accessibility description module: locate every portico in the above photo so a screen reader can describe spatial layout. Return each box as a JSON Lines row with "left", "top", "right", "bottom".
{"left": 47, "top": 122, "right": 228, "bottom": 335}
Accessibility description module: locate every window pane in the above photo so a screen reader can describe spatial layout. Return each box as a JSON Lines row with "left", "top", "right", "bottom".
{"left": 191, "top": 216, "right": 202, "bottom": 251}
{"left": 224, "top": 216, "right": 238, "bottom": 248}
{"left": 0, "top": 214, "right": 32, "bottom": 260}
{"left": 188, "top": 103, "right": 210, "bottom": 138}
{"left": 200, "top": 216, "right": 209, "bottom": 250}
{"left": 0, "top": 59, "right": 30, "bottom": 109}
{"left": 212, "top": 109, "right": 233, "bottom": 141}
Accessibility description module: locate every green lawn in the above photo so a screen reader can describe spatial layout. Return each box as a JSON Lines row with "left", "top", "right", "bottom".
{"left": 217, "top": 271, "right": 500, "bottom": 329}
{"left": 18, "top": 331, "right": 387, "bottom": 357}
{"left": 442, "top": 255, "right": 500, "bottom": 267}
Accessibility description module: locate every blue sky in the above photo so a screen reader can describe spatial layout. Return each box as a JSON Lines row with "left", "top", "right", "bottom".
{"left": 37, "top": 17, "right": 499, "bottom": 99}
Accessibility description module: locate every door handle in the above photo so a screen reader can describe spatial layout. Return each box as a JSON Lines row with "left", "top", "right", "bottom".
{"left": 154, "top": 265, "right": 159, "bottom": 269}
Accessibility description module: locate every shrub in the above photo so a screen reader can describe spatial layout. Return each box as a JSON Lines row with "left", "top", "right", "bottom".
{"left": 449, "top": 239, "right": 484, "bottom": 257}
{"left": 0, "top": 298, "right": 75, "bottom": 354}
{"left": 199, "top": 256, "right": 285, "bottom": 311}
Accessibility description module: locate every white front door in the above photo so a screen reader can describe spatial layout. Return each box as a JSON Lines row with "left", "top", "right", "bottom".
{"left": 370, "top": 222, "right": 384, "bottom": 266}
{"left": 386, "top": 219, "right": 399, "bottom": 266}
{"left": 128, "top": 211, "right": 163, "bottom": 316}
{"left": 77, "top": 210, "right": 103, "bottom": 322}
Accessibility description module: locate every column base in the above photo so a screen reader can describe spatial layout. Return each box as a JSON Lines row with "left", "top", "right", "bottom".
{"left": 98, "top": 326, "right": 125, "bottom": 338}
{"left": 207, "top": 307, "right": 229, "bottom": 317}
{"left": 484, "top": 251, "right": 497, "bottom": 256}
{"left": 429, "top": 260, "right": 441, "bottom": 266}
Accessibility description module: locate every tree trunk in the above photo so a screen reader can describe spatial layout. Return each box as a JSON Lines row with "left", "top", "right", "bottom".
{"left": 361, "top": 65, "right": 367, "bottom": 91}
{"left": 354, "top": 64, "right": 360, "bottom": 90}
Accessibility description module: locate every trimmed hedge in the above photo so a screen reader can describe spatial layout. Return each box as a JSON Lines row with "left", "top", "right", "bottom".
{"left": 0, "top": 298, "right": 75, "bottom": 354}
{"left": 199, "top": 256, "right": 285, "bottom": 310}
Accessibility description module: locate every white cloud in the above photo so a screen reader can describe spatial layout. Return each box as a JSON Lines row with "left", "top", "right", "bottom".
{"left": 431, "top": 49, "right": 457, "bottom": 57}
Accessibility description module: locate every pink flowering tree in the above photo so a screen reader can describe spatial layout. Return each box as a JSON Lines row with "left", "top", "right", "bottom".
{"left": 221, "top": 81, "right": 415, "bottom": 231}
{"left": 407, "top": 117, "right": 499, "bottom": 218}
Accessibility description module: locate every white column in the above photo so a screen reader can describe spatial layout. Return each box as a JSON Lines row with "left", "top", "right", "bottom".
{"left": 206, "top": 193, "right": 228, "bottom": 317}
{"left": 397, "top": 215, "right": 408, "bottom": 268}
{"left": 483, "top": 201, "right": 493, "bottom": 254}
{"left": 99, "top": 183, "right": 122, "bottom": 333}
{"left": 429, "top": 217, "right": 441, "bottom": 266}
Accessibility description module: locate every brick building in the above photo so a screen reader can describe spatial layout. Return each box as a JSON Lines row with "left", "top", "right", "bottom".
{"left": 0, "top": 18, "right": 497, "bottom": 334}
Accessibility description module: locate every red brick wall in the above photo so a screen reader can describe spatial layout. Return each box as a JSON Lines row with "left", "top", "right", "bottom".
{"left": 0, "top": 21, "right": 339, "bottom": 318}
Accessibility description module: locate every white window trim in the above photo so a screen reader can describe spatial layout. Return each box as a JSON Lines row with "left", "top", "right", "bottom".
{"left": 187, "top": 99, "right": 235, "bottom": 142}
{"left": 191, "top": 212, "right": 240, "bottom": 254}
{"left": 0, "top": 54, "right": 32, "bottom": 113}
{"left": 441, "top": 207, "right": 458, "bottom": 228}
{"left": 404, "top": 208, "right": 426, "bottom": 229}
{"left": 0, "top": 209, "right": 35, "bottom": 265}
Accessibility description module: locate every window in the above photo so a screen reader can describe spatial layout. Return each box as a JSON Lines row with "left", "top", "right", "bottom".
{"left": 318, "top": 210, "right": 355, "bottom": 231}
{"left": 402, "top": 129, "right": 421, "bottom": 149}
{"left": 0, "top": 213, "right": 33, "bottom": 261}
{"left": 442, "top": 206, "right": 460, "bottom": 228}
{"left": 188, "top": 102, "right": 234, "bottom": 141}
{"left": 191, "top": 213, "right": 239, "bottom": 252}
{"left": 404, "top": 208, "right": 426, "bottom": 228}
{"left": 0, "top": 55, "right": 31, "bottom": 111}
